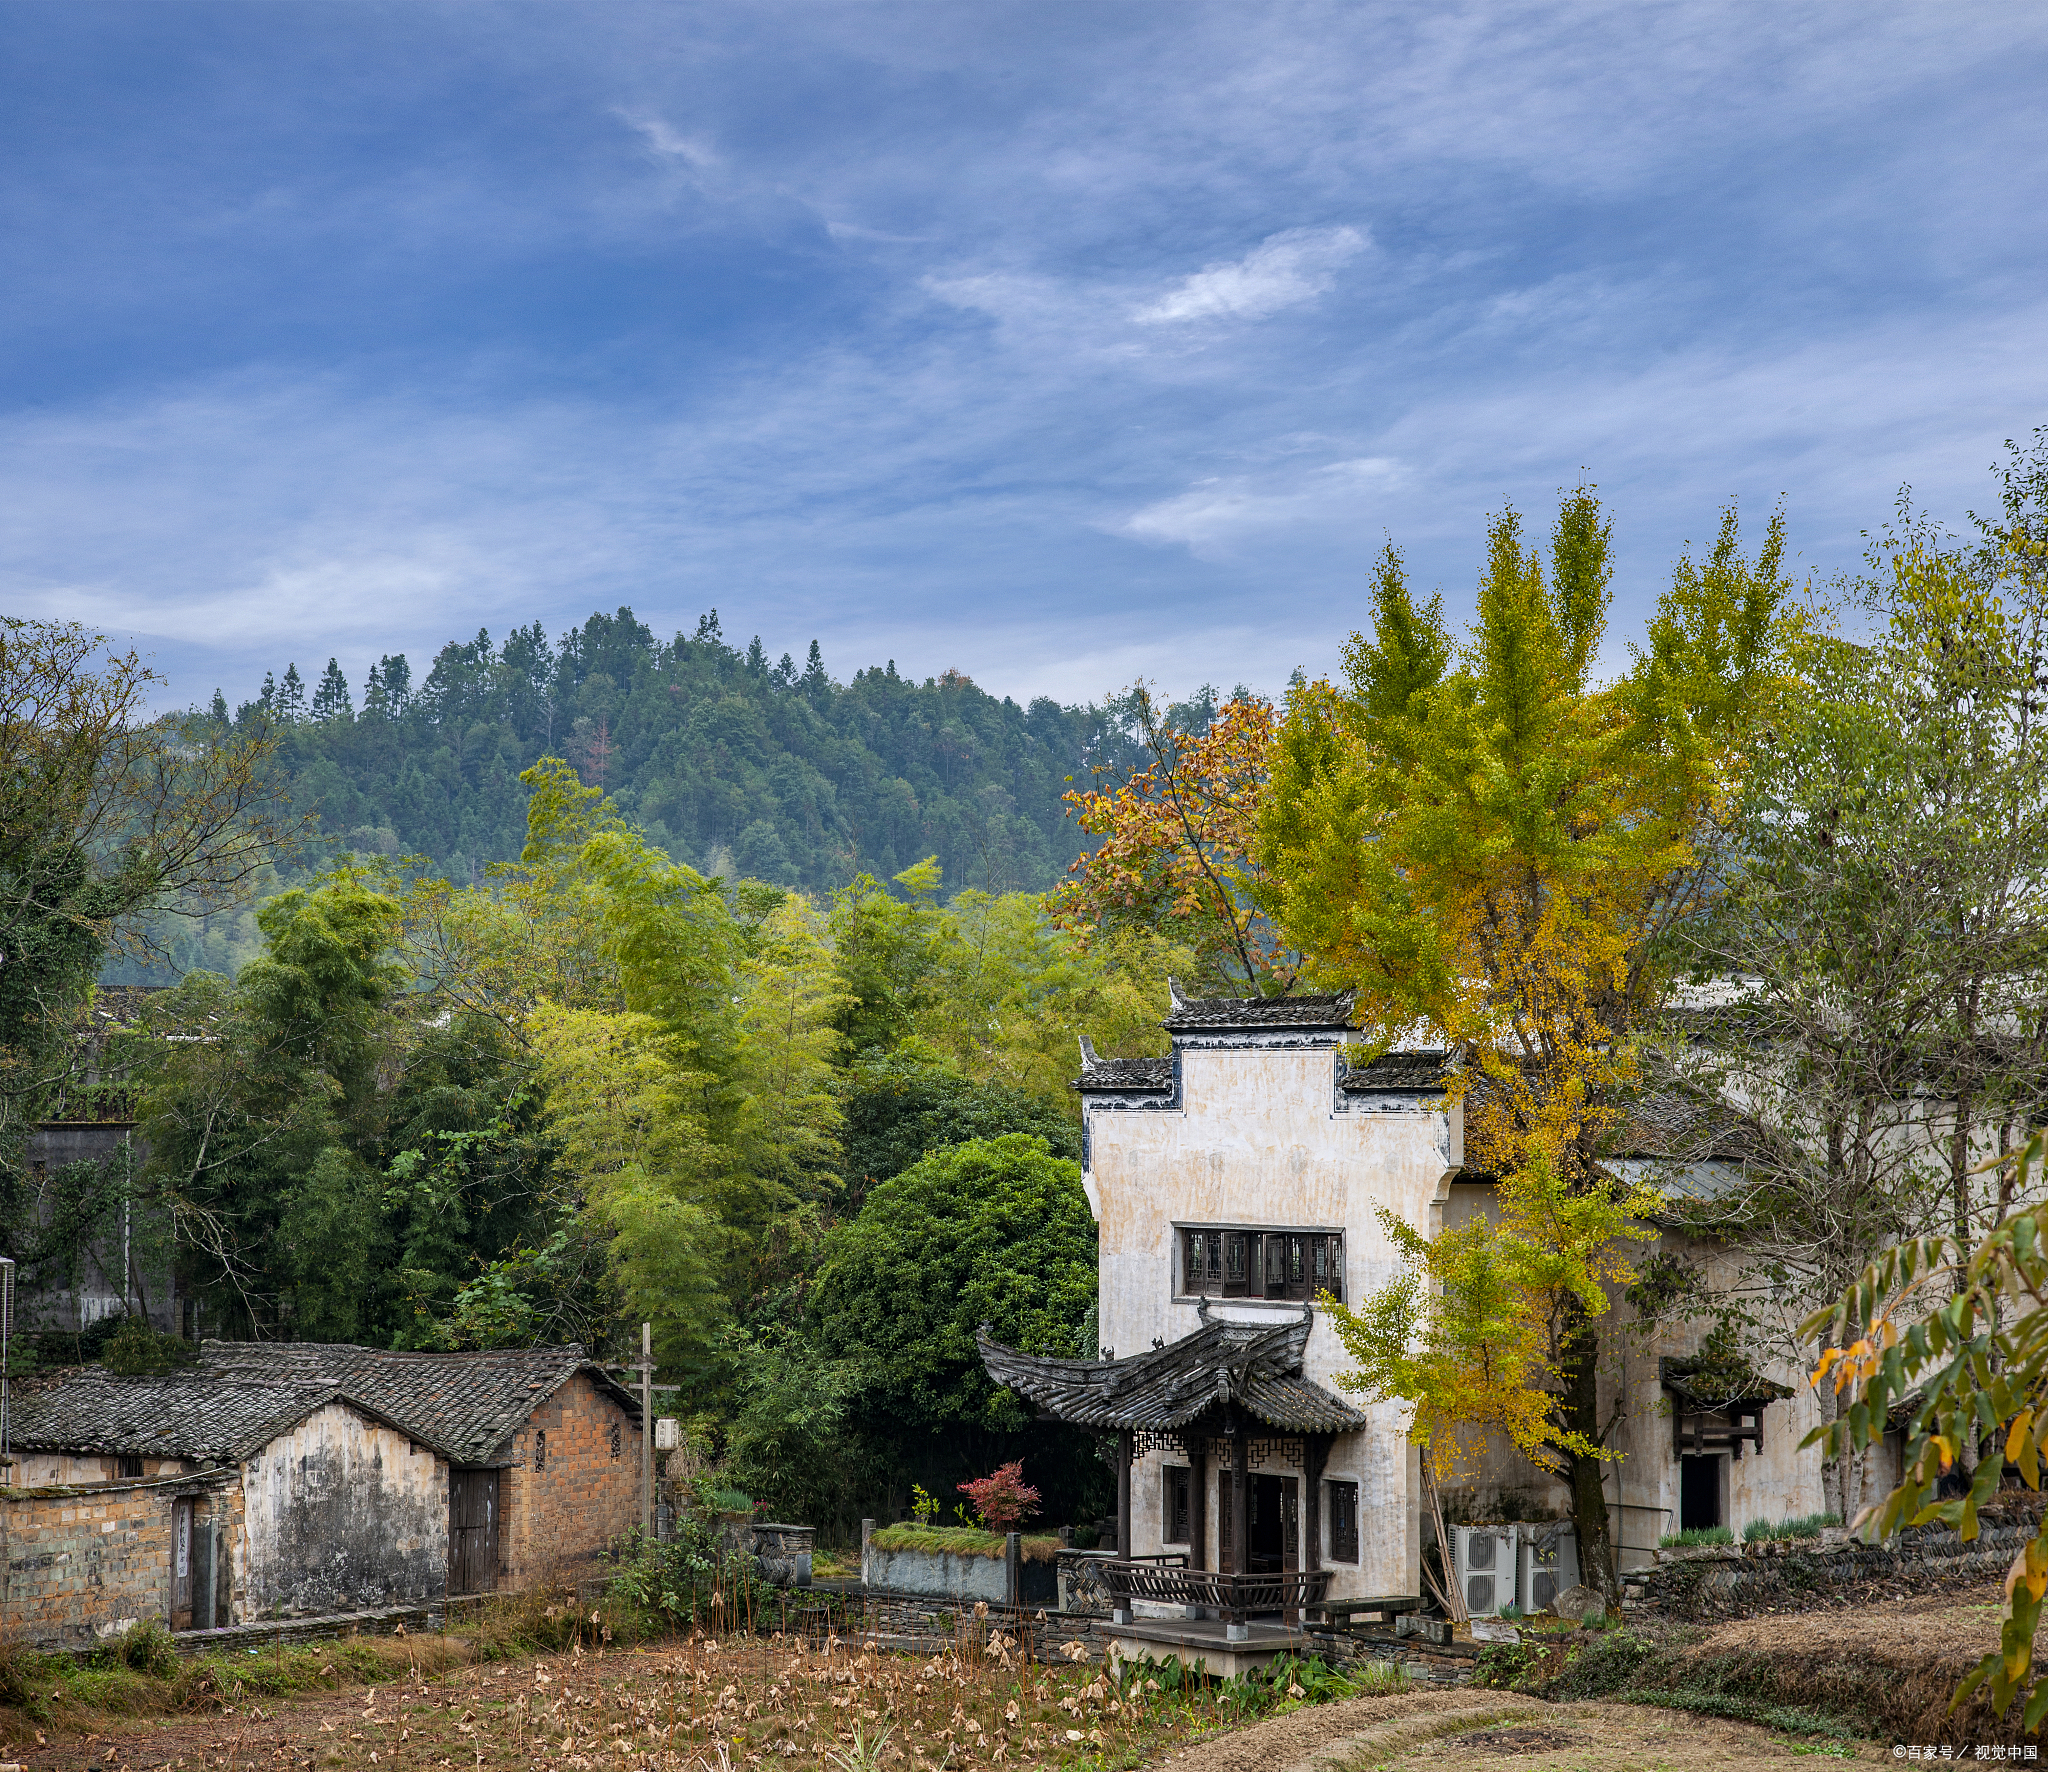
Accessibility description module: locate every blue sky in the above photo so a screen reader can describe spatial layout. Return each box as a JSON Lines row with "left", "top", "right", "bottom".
{"left": 6, "top": 2, "right": 2047, "bottom": 708}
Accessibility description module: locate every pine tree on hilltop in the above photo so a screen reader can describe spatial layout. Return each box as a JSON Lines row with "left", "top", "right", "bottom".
{"left": 311, "top": 658, "right": 353, "bottom": 723}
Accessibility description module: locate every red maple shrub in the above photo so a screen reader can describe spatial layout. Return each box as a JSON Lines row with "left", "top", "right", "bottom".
{"left": 958, "top": 1461, "right": 1042, "bottom": 1531}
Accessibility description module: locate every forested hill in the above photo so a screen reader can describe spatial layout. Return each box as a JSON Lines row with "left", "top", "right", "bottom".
{"left": 230, "top": 607, "right": 1150, "bottom": 894}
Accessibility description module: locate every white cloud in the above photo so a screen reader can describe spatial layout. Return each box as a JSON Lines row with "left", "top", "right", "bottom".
{"left": 1117, "top": 456, "right": 1402, "bottom": 555}
{"left": 1134, "top": 226, "right": 1368, "bottom": 324}
{"left": 618, "top": 112, "right": 720, "bottom": 171}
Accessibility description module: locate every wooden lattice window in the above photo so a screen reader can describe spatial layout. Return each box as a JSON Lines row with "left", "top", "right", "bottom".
{"left": 1163, "top": 1465, "right": 1192, "bottom": 1543}
{"left": 1181, "top": 1227, "right": 1343, "bottom": 1303}
{"left": 1328, "top": 1479, "right": 1360, "bottom": 1564}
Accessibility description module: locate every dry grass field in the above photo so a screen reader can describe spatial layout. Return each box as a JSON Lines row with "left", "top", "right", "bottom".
{"left": 13, "top": 1586, "right": 2034, "bottom": 1772}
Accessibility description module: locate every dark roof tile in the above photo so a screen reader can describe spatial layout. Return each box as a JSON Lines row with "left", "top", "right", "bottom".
{"left": 10, "top": 1341, "right": 638, "bottom": 1466}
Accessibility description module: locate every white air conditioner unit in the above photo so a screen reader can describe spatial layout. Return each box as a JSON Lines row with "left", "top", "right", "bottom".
{"left": 1449, "top": 1524, "right": 1518, "bottom": 1619}
{"left": 1516, "top": 1522, "right": 1580, "bottom": 1613}
{"left": 654, "top": 1416, "right": 680, "bottom": 1451}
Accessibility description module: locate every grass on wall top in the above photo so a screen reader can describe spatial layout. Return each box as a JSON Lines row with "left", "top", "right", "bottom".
{"left": 867, "top": 1523, "right": 1064, "bottom": 1563}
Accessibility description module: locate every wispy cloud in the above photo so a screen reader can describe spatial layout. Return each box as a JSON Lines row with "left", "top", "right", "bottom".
{"left": 1134, "top": 226, "right": 1369, "bottom": 324}
{"left": 618, "top": 112, "right": 720, "bottom": 172}
{"left": 1118, "top": 457, "right": 1402, "bottom": 555}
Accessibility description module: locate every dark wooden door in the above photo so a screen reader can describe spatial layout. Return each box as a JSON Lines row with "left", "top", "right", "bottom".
{"left": 449, "top": 1469, "right": 499, "bottom": 1594}
{"left": 1249, "top": 1474, "right": 1286, "bottom": 1573}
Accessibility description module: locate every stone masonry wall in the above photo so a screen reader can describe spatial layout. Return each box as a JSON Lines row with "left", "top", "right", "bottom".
{"left": 500, "top": 1370, "right": 639, "bottom": 1591}
{"left": 1621, "top": 1512, "right": 2047, "bottom": 1621}
{"left": 1, "top": 1471, "right": 235, "bottom": 1651}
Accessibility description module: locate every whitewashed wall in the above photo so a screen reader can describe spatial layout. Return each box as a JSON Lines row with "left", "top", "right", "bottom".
{"left": 1084, "top": 1044, "right": 1461, "bottom": 1600}
{"left": 239, "top": 1402, "right": 447, "bottom": 1619}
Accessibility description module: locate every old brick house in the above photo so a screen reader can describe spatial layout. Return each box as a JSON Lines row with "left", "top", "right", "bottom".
{"left": 1, "top": 1340, "right": 639, "bottom": 1648}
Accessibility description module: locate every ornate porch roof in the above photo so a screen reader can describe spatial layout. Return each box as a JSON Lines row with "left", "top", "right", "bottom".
{"left": 976, "top": 1307, "right": 1370, "bottom": 1436}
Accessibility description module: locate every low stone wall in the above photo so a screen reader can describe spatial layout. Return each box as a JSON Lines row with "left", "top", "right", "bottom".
{"left": 1622, "top": 1517, "right": 2042, "bottom": 1620}
{"left": 859, "top": 1528, "right": 1058, "bottom": 1610}
{"left": 749, "top": 1523, "right": 817, "bottom": 1588}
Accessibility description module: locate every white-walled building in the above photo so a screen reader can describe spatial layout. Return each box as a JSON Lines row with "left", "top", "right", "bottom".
{"left": 979, "top": 982, "right": 1840, "bottom": 1628}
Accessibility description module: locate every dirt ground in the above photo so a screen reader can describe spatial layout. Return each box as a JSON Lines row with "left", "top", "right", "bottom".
{"left": 1694, "top": 1584, "right": 2011, "bottom": 1661}
{"left": 8, "top": 1678, "right": 1889, "bottom": 1772}
{"left": 1108, "top": 1689, "right": 1885, "bottom": 1772}
{"left": 12, "top": 1589, "right": 2023, "bottom": 1772}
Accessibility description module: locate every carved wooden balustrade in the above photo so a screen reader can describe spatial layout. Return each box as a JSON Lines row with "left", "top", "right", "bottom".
{"left": 1094, "top": 1555, "right": 1333, "bottom": 1623}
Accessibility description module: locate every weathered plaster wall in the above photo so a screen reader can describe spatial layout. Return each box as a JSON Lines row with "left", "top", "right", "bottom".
{"left": 500, "top": 1370, "right": 638, "bottom": 1591}
{"left": 1440, "top": 1184, "right": 1878, "bottom": 1565}
{"left": 240, "top": 1403, "right": 446, "bottom": 1618}
{"left": 1085, "top": 1044, "right": 1458, "bottom": 1601}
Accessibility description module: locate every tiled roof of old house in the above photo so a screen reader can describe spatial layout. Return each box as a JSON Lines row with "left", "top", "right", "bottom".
{"left": 8, "top": 1340, "right": 638, "bottom": 1466}
{"left": 1160, "top": 980, "right": 1357, "bottom": 1033}
{"left": 1073, "top": 1041, "right": 1454, "bottom": 1095}
{"left": 1073, "top": 1044, "right": 1174, "bottom": 1091}
{"left": 976, "top": 1309, "right": 1370, "bottom": 1436}
{"left": 1338, "top": 1050, "right": 1455, "bottom": 1093}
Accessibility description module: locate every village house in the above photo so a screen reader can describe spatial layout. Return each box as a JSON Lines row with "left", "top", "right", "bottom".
{"left": 1, "top": 1339, "right": 640, "bottom": 1650}
{"left": 977, "top": 982, "right": 1843, "bottom": 1649}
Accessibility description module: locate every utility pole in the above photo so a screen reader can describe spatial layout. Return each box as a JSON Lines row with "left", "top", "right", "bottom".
{"left": 640, "top": 1321, "right": 652, "bottom": 1540}
{"left": 2, "top": 1255, "right": 15, "bottom": 1471}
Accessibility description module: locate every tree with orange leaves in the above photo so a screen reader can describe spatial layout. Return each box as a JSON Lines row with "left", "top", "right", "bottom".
{"left": 1050, "top": 685, "right": 1292, "bottom": 996}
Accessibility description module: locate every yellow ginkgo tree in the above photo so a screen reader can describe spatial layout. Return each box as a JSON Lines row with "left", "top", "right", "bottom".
{"left": 1327, "top": 1161, "right": 1654, "bottom": 1620}
{"left": 1261, "top": 492, "right": 1789, "bottom": 1597}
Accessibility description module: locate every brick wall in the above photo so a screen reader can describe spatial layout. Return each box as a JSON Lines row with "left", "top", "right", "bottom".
{"left": 498, "top": 1370, "right": 639, "bottom": 1591}
{"left": 1, "top": 1471, "right": 235, "bottom": 1650}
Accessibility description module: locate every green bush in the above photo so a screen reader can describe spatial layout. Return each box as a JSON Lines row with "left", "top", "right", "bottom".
{"left": 103, "top": 1619, "right": 179, "bottom": 1678}
{"left": 99, "top": 1316, "right": 198, "bottom": 1378}
{"left": 1658, "top": 1525, "right": 1735, "bottom": 1547}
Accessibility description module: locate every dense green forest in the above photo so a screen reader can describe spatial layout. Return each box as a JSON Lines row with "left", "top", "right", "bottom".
{"left": 234, "top": 606, "right": 1155, "bottom": 891}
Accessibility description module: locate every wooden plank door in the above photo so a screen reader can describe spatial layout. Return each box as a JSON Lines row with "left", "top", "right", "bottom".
{"left": 171, "top": 1498, "right": 194, "bottom": 1630}
{"left": 449, "top": 1469, "right": 499, "bottom": 1595}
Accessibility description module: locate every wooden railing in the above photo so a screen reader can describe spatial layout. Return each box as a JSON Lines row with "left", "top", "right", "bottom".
{"left": 1095, "top": 1557, "right": 1333, "bottom": 1622}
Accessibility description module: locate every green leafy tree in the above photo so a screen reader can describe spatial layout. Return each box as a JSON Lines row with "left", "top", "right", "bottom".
{"left": 812, "top": 1134, "right": 1096, "bottom": 1433}
{"left": 1803, "top": 1130, "right": 2048, "bottom": 1733}
{"left": 841, "top": 1046, "right": 1079, "bottom": 1211}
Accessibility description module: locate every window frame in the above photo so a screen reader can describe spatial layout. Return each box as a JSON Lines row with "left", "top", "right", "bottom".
{"left": 1176, "top": 1223, "right": 1345, "bottom": 1304}
{"left": 1162, "top": 1464, "right": 1192, "bottom": 1544}
{"left": 1327, "top": 1478, "right": 1360, "bottom": 1564}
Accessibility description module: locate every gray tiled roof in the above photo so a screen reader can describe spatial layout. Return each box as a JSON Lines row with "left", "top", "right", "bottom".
{"left": 1338, "top": 1050, "right": 1455, "bottom": 1093}
{"left": 1161, "top": 983, "right": 1357, "bottom": 1033}
{"left": 1074, "top": 1053, "right": 1175, "bottom": 1092}
{"left": 7, "top": 1369, "right": 374, "bottom": 1464}
{"left": 977, "top": 1312, "right": 1370, "bottom": 1435}
{"left": 10, "top": 1341, "right": 638, "bottom": 1467}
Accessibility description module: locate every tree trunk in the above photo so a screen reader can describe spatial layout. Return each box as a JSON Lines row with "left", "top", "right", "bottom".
{"left": 1559, "top": 1315, "right": 1622, "bottom": 1605}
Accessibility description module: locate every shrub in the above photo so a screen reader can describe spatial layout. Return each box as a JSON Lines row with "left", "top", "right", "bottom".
{"left": 958, "top": 1460, "right": 1041, "bottom": 1531}
{"left": 1740, "top": 1512, "right": 1841, "bottom": 1544}
{"left": 100, "top": 1316, "right": 198, "bottom": 1378}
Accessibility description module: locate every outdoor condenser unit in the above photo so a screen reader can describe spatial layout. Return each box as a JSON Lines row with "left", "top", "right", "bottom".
{"left": 1516, "top": 1522, "right": 1580, "bottom": 1613}
{"left": 1449, "top": 1524, "right": 1518, "bottom": 1618}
